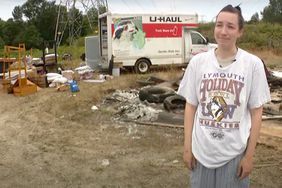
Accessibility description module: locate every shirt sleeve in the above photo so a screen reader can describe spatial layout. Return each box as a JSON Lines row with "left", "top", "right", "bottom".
{"left": 177, "top": 60, "right": 198, "bottom": 106}
{"left": 247, "top": 59, "right": 271, "bottom": 109}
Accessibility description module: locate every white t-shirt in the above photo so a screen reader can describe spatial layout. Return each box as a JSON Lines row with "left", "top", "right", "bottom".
{"left": 178, "top": 48, "right": 271, "bottom": 168}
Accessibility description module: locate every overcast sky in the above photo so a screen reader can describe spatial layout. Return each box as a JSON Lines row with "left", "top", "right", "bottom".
{"left": 1, "top": 0, "right": 269, "bottom": 22}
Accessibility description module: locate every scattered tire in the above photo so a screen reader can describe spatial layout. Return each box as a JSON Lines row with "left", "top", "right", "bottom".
{"left": 139, "top": 86, "right": 175, "bottom": 103}
{"left": 164, "top": 94, "right": 186, "bottom": 111}
{"left": 136, "top": 80, "right": 156, "bottom": 86}
{"left": 134, "top": 58, "right": 150, "bottom": 74}
{"left": 136, "top": 76, "right": 166, "bottom": 86}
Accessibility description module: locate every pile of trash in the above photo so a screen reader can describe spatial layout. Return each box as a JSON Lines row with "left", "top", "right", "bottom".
{"left": 104, "top": 89, "right": 163, "bottom": 122}
{"left": 102, "top": 70, "right": 282, "bottom": 124}
{"left": 265, "top": 70, "right": 282, "bottom": 116}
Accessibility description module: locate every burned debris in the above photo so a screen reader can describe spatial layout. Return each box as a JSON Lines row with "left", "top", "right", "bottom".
{"left": 102, "top": 70, "right": 282, "bottom": 126}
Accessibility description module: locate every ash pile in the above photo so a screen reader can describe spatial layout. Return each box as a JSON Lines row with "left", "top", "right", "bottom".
{"left": 102, "top": 76, "right": 186, "bottom": 125}
{"left": 103, "top": 89, "right": 164, "bottom": 122}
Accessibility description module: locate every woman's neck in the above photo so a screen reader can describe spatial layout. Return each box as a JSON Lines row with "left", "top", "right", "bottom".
{"left": 215, "top": 46, "right": 238, "bottom": 59}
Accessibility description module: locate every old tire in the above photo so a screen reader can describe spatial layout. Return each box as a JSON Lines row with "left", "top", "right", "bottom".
{"left": 139, "top": 86, "right": 175, "bottom": 103}
{"left": 164, "top": 94, "right": 186, "bottom": 111}
{"left": 135, "top": 59, "right": 150, "bottom": 74}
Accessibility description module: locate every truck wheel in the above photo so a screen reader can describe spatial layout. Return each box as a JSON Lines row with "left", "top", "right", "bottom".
{"left": 135, "top": 59, "right": 150, "bottom": 74}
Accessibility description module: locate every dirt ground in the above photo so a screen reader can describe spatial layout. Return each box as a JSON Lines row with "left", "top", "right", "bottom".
{"left": 0, "top": 71, "right": 281, "bottom": 188}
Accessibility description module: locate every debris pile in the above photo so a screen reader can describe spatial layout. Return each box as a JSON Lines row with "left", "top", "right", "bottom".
{"left": 74, "top": 65, "right": 94, "bottom": 80}
{"left": 102, "top": 70, "right": 282, "bottom": 125}
{"left": 104, "top": 90, "right": 162, "bottom": 122}
{"left": 265, "top": 70, "right": 282, "bottom": 116}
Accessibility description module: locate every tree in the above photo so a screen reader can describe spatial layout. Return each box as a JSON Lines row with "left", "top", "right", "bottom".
{"left": 262, "top": 0, "right": 282, "bottom": 23}
{"left": 21, "top": 0, "right": 46, "bottom": 21}
{"left": 12, "top": 6, "right": 23, "bottom": 21}
{"left": 65, "top": 7, "right": 84, "bottom": 45}
{"left": 14, "top": 25, "right": 43, "bottom": 49}
{"left": 0, "top": 36, "right": 4, "bottom": 49}
{"left": 34, "top": 1, "right": 57, "bottom": 41}
{"left": 80, "top": 5, "right": 106, "bottom": 36}
{"left": 0, "top": 19, "right": 5, "bottom": 37}
{"left": 80, "top": 7, "right": 99, "bottom": 36}
{"left": 98, "top": 5, "right": 107, "bottom": 14}
{"left": 0, "top": 0, "right": 105, "bottom": 49}
{"left": 250, "top": 12, "right": 259, "bottom": 23}
{"left": 21, "top": 0, "right": 58, "bottom": 43}
{"left": 1, "top": 19, "right": 24, "bottom": 45}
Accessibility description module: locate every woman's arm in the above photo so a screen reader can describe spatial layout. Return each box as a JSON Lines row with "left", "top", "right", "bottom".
{"left": 237, "top": 106, "right": 263, "bottom": 179}
{"left": 183, "top": 102, "right": 197, "bottom": 170}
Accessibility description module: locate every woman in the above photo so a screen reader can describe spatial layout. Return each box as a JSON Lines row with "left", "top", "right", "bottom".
{"left": 177, "top": 5, "right": 271, "bottom": 188}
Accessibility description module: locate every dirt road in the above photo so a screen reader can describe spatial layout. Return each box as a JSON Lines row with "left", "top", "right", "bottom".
{"left": 0, "top": 79, "right": 281, "bottom": 188}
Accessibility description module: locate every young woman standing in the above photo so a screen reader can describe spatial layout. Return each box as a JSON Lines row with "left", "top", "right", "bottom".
{"left": 178, "top": 5, "right": 271, "bottom": 188}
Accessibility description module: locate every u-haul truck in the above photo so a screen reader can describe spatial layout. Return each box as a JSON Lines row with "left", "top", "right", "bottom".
{"left": 96, "top": 12, "right": 216, "bottom": 73}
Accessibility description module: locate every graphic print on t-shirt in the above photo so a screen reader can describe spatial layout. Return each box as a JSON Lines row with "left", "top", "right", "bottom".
{"left": 199, "top": 72, "right": 245, "bottom": 140}
{"left": 207, "top": 96, "right": 227, "bottom": 122}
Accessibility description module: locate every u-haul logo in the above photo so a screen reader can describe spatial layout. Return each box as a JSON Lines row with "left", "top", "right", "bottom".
{"left": 149, "top": 16, "right": 182, "bottom": 23}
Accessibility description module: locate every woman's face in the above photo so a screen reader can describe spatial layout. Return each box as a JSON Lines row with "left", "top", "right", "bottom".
{"left": 214, "top": 11, "right": 243, "bottom": 49}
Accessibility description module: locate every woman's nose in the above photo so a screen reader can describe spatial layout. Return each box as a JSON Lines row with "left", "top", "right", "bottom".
{"left": 221, "top": 26, "right": 227, "bottom": 34}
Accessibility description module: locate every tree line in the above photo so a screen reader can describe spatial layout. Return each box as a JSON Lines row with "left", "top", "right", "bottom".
{"left": 0, "top": 0, "right": 105, "bottom": 50}
{"left": 0, "top": 0, "right": 281, "bottom": 51}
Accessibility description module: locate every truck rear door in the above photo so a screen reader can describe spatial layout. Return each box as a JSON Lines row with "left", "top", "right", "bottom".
{"left": 99, "top": 15, "right": 108, "bottom": 62}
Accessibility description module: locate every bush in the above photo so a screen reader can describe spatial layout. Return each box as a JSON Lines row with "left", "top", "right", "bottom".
{"left": 198, "top": 22, "right": 282, "bottom": 54}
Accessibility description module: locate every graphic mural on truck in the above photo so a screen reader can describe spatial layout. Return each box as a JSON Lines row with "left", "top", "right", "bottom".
{"left": 112, "top": 16, "right": 146, "bottom": 49}
{"left": 111, "top": 15, "right": 198, "bottom": 57}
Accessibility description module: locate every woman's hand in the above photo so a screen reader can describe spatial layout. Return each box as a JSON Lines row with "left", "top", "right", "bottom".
{"left": 183, "top": 150, "right": 197, "bottom": 170}
{"left": 237, "top": 156, "right": 253, "bottom": 179}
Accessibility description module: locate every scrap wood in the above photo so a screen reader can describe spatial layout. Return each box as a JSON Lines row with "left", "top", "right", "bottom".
{"left": 56, "top": 84, "right": 68, "bottom": 92}
{"left": 255, "top": 163, "right": 281, "bottom": 168}
{"left": 126, "top": 120, "right": 184, "bottom": 129}
{"left": 260, "top": 130, "right": 282, "bottom": 139}
{"left": 259, "top": 124, "right": 282, "bottom": 137}
{"left": 257, "top": 140, "right": 277, "bottom": 149}
{"left": 262, "top": 115, "right": 282, "bottom": 120}
{"left": 263, "top": 103, "right": 282, "bottom": 115}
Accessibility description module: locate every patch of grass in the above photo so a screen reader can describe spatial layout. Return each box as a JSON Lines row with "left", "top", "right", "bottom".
{"left": 250, "top": 50, "right": 282, "bottom": 70}
{"left": 59, "top": 59, "right": 83, "bottom": 70}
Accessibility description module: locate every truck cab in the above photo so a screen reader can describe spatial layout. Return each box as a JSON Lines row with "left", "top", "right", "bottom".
{"left": 184, "top": 29, "right": 211, "bottom": 62}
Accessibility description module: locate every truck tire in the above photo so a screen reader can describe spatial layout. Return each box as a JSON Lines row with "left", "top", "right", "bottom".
{"left": 134, "top": 59, "right": 150, "bottom": 74}
{"left": 163, "top": 94, "right": 186, "bottom": 111}
{"left": 139, "top": 86, "right": 175, "bottom": 103}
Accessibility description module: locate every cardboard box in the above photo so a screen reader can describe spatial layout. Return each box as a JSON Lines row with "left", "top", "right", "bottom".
{"left": 28, "top": 74, "right": 47, "bottom": 88}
